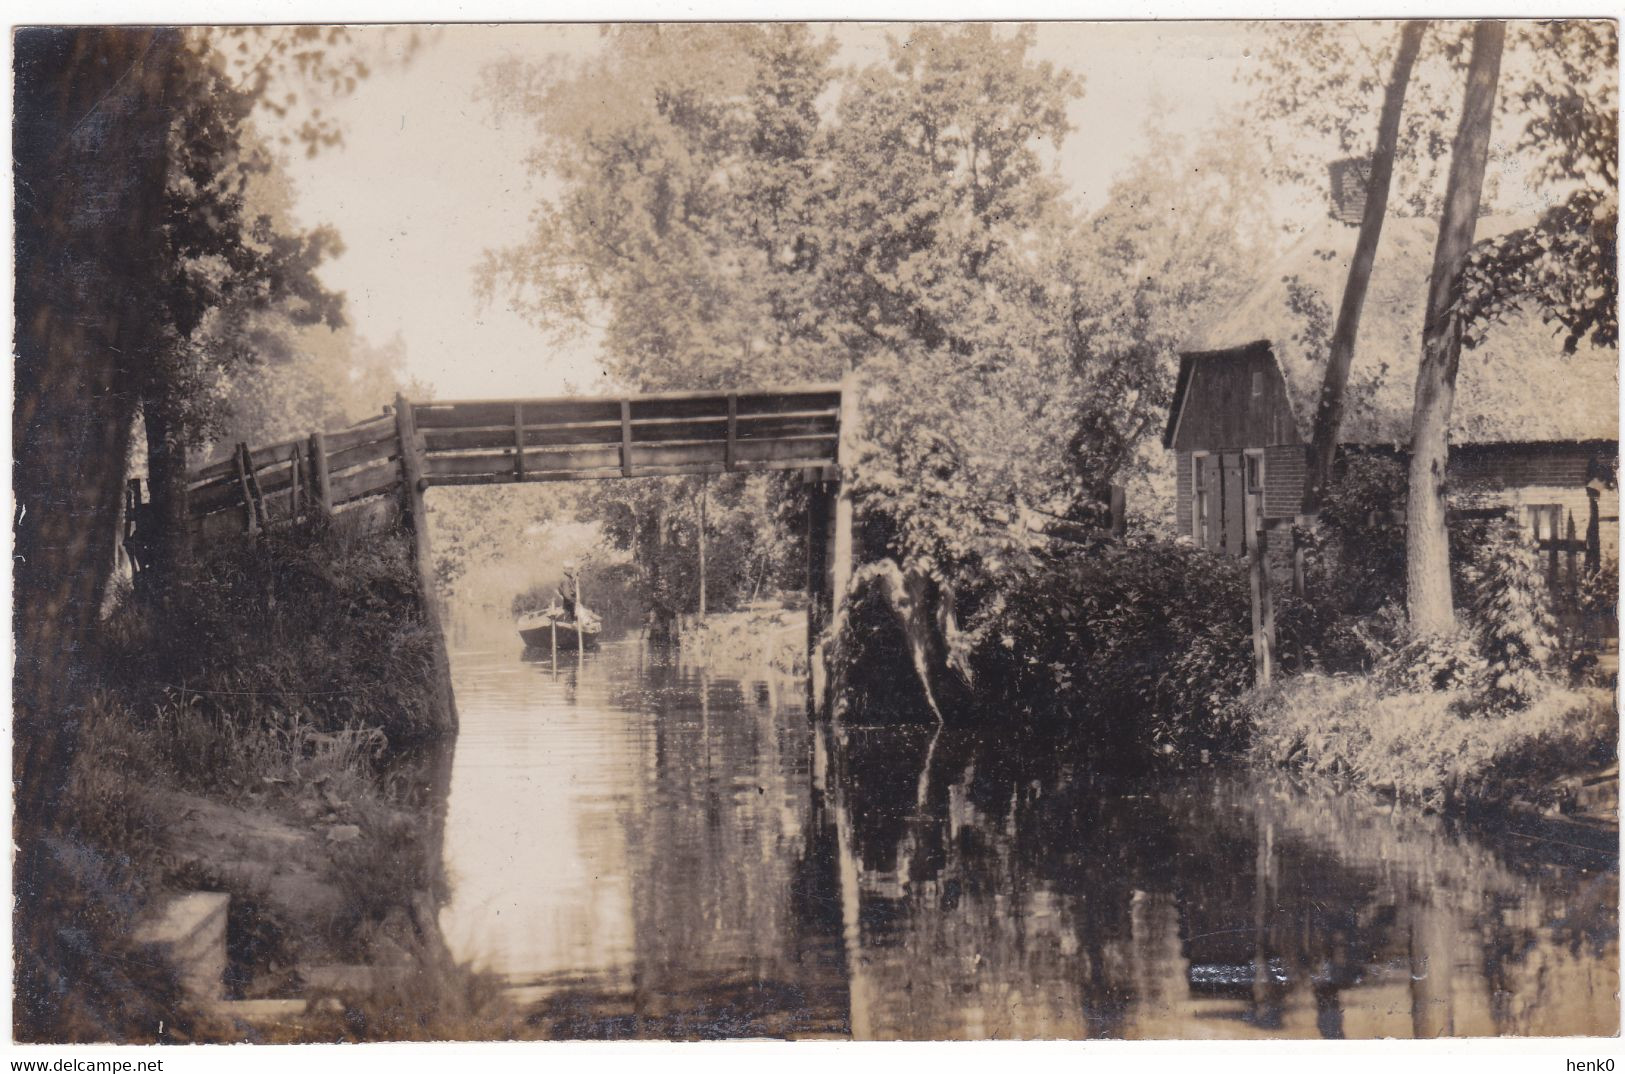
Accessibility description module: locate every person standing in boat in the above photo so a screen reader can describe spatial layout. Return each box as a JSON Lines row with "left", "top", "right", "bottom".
{"left": 557, "top": 564, "right": 579, "bottom": 620}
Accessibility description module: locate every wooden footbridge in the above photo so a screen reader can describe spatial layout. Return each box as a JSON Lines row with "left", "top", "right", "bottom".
{"left": 175, "top": 383, "right": 857, "bottom": 709}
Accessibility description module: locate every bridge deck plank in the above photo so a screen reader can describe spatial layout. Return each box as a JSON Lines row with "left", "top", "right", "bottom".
{"left": 428, "top": 456, "right": 829, "bottom": 486}
{"left": 420, "top": 411, "right": 836, "bottom": 453}
{"left": 424, "top": 435, "right": 835, "bottom": 482}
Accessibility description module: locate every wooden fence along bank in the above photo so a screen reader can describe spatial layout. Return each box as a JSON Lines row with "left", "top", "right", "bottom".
{"left": 150, "top": 383, "right": 857, "bottom": 713}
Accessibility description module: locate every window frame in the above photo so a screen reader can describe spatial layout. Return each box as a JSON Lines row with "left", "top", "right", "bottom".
{"left": 1191, "top": 450, "right": 1211, "bottom": 546}
{"left": 1243, "top": 448, "right": 1267, "bottom": 550}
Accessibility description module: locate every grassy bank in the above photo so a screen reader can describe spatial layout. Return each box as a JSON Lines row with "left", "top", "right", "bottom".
{"left": 1241, "top": 672, "right": 1615, "bottom": 812}
{"left": 680, "top": 602, "right": 809, "bottom": 686}
{"left": 1237, "top": 508, "right": 1617, "bottom": 814}
{"left": 22, "top": 515, "right": 494, "bottom": 1041}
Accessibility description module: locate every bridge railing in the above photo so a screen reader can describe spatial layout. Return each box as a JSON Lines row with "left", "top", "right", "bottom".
{"left": 414, "top": 386, "right": 841, "bottom": 486}
{"left": 186, "top": 413, "right": 401, "bottom": 540}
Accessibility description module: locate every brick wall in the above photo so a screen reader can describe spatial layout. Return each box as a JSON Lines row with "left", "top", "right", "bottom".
{"left": 1264, "top": 444, "right": 1307, "bottom": 520}
{"left": 1175, "top": 451, "right": 1192, "bottom": 537}
{"left": 1448, "top": 445, "right": 1595, "bottom": 492}
{"left": 1447, "top": 443, "right": 1618, "bottom": 561}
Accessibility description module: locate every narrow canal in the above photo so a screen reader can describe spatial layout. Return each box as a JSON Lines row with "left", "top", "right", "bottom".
{"left": 435, "top": 619, "right": 1619, "bottom": 1040}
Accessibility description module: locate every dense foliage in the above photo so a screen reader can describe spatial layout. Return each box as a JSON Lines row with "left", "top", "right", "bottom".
{"left": 1459, "top": 520, "right": 1562, "bottom": 707}
{"left": 208, "top": 326, "right": 417, "bottom": 451}
{"left": 1247, "top": 466, "right": 1610, "bottom": 807}
{"left": 959, "top": 539, "right": 1254, "bottom": 763}
{"left": 138, "top": 42, "right": 348, "bottom": 558}
{"left": 105, "top": 515, "right": 444, "bottom": 747}
{"left": 1270, "top": 454, "right": 1575, "bottom": 677}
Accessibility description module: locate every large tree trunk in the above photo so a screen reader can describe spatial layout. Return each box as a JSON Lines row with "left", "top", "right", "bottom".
{"left": 13, "top": 28, "right": 181, "bottom": 839}
{"left": 1307, "top": 20, "right": 1427, "bottom": 506}
{"left": 13, "top": 28, "right": 183, "bottom": 1037}
{"left": 1406, "top": 20, "right": 1506, "bottom": 634}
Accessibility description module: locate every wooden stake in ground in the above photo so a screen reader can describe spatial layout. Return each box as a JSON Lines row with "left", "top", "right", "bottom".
{"left": 1249, "top": 525, "right": 1276, "bottom": 685}
{"left": 698, "top": 475, "right": 709, "bottom": 620}
{"left": 1406, "top": 20, "right": 1506, "bottom": 634}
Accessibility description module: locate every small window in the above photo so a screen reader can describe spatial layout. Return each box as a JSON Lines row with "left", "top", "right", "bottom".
{"left": 1252, "top": 370, "right": 1264, "bottom": 398}
{"left": 1244, "top": 451, "right": 1267, "bottom": 548}
{"left": 1192, "top": 453, "right": 1208, "bottom": 543}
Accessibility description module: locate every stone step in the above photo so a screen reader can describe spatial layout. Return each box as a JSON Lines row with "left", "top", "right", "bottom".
{"left": 134, "top": 892, "right": 230, "bottom": 1003}
{"left": 301, "top": 963, "right": 411, "bottom": 993}
{"left": 215, "top": 998, "right": 335, "bottom": 1029}
{"left": 136, "top": 891, "right": 413, "bottom": 1031}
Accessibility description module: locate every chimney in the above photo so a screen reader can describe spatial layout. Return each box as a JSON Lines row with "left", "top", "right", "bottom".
{"left": 1328, "top": 157, "right": 1370, "bottom": 225}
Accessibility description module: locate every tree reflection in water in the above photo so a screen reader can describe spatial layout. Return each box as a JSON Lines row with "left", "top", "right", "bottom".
{"left": 825, "top": 727, "right": 1618, "bottom": 1040}
{"left": 437, "top": 634, "right": 1617, "bottom": 1040}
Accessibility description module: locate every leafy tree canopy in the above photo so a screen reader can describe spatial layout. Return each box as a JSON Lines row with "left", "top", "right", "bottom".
{"left": 478, "top": 24, "right": 1273, "bottom": 593}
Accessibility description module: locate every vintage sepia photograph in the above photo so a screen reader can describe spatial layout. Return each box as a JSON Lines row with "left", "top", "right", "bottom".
{"left": 10, "top": 15, "right": 1621, "bottom": 1047}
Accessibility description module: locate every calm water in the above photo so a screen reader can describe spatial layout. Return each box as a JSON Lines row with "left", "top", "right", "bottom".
{"left": 435, "top": 622, "right": 1619, "bottom": 1040}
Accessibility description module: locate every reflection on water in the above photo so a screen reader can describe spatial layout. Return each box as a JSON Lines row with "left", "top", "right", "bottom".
{"left": 438, "top": 622, "right": 1618, "bottom": 1040}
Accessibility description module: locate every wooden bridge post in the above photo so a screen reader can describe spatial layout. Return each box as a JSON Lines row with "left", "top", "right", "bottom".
{"left": 234, "top": 443, "right": 258, "bottom": 535}
{"left": 806, "top": 473, "right": 832, "bottom": 715}
{"left": 1249, "top": 523, "right": 1276, "bottom": 686}
{"left": 236, "top": 443, "right": 270, "bottom": 534}
{"left": 394, "top": 394, "right": 458, "bottom": 734}
{"left": 394, "top": 396, "right": 433, "bottom": 567}
{"left": 308, "top": 431, "right": 332, "bottom": 516}
{"left": 817, "top": 374, "right": 860, "bottom": 719}
{"left": 830, "top": 379, "right": 857, "bottom": 621}
{"left": 288, "top": 442, "right": 303, "bottom": 521}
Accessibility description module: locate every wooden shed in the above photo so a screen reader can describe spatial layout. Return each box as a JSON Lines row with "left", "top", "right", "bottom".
{"left": 1164, "top": 339, "right": 1304, "bottom": 554}
{"left": 1165, "top": 216, "right": 1619, "bottom": 558}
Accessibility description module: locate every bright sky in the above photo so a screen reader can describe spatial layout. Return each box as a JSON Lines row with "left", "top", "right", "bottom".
{"left": 274, "top": 22, "right": 1272, "bottom": 401}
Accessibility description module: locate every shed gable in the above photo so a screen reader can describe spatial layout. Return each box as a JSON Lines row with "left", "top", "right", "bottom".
{"left": 1167, "top": 341, "right": 1302, "bottom": 455}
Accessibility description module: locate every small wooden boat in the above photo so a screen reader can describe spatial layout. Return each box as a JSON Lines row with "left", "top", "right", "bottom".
{"left": 517, "top": 600, "right": 602, "bottom": 651}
